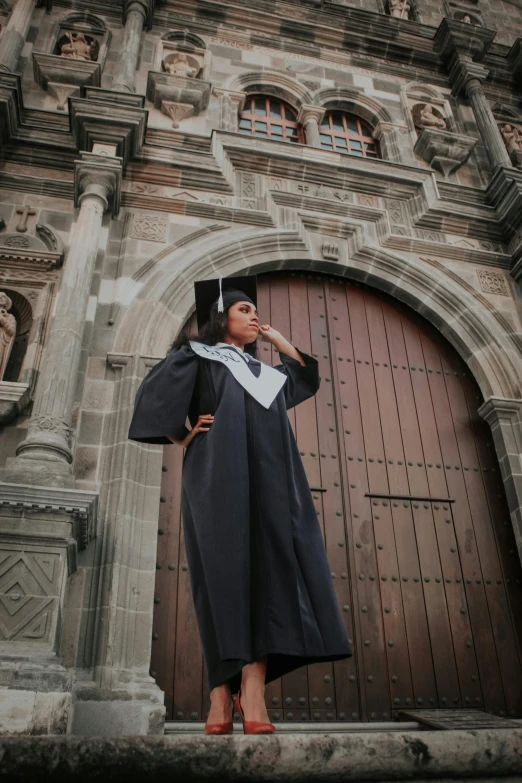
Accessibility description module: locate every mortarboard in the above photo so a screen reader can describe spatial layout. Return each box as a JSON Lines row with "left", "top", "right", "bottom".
{"left": 194, "top": 275, "right": 257, "bottom": 330}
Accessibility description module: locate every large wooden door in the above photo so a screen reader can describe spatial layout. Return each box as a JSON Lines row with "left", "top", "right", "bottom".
{"left": 151, "top": 271, "right": 522, "bottom": 724}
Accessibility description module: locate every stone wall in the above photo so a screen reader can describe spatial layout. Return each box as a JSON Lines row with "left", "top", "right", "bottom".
{"left": 0, "top": 0, "right": 521, "bottom": 736}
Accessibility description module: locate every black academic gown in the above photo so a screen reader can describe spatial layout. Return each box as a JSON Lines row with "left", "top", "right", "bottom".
{"left": 128, "top": 342, "right": 353, "bottom": 694}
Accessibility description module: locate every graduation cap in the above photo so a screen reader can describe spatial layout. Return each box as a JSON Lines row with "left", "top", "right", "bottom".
{"left": 194, "top": 275, "right": 257, "bottom": 330}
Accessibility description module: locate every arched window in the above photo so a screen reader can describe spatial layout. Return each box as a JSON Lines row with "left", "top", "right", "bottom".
{"left": 319, "top": 112, "right": 380, "bottom": 158}
{"left": 239, "top": 95, "right": 303, "bottom": 143}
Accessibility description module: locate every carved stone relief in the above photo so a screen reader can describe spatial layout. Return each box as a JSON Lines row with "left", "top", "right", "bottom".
{"left": 476, "top": 269, "right": 510, "bottom": 297}
{"left": 499, "top": 123, "right": 522, "bottom": 169}
{"left": 0, "top": 291, "right": 16, "bottom": 380}
{"left": 0, "top": 547, "right": 63, "bottom": 643}
{"left": 413, "top": 103, "right": 447, "bottom": 131}
{"left": 163, "top": 52, "right": 201, "bottom": 78}
{"left": 130, "top": 213, "right": 168, "bottom": 243}
{"left": 58, "top": 32, "right": 98, "bottom": 62}
{"left": 388, "top": 0, "right": 411, "bottom": 19}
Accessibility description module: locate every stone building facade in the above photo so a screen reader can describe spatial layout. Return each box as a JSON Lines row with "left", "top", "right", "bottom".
{"left": 0, "top": 0, "right": 521, "bottom": 736}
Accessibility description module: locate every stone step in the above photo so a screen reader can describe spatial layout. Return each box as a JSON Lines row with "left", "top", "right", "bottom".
{"left": 165, "top": 720, "right": 422, "bottom": 734}
{"left": 2, "top": 728, "right": 521, "bottom": 782}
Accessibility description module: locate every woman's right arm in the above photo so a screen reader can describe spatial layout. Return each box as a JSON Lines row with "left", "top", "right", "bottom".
{"left": 168, "top": 414, "right": 214, "bottom": 447}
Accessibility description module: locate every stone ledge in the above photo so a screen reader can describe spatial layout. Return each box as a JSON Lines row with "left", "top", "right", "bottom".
{"left": 1, "top": 729, "right": 522, "bottom": 782}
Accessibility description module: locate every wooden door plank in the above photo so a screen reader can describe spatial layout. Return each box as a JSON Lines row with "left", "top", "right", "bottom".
{"left": 364, "top": 294, "right": 435, "bottom": 710}
{"left": 417, "top": 328, "right": 504, "bottom": 714}
{"left": 306, "top": 275, "right": 341, "bottom": 719}
{"left": 435, "top": 338, "right": 522, "bottom": 717}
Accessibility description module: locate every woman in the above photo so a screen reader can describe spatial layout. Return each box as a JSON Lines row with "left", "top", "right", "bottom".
{"left": 128, "top": 275, "right": 353, "bottom": 735}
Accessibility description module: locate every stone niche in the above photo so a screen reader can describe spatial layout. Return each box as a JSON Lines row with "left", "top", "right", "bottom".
{"left": 0, "top": 224, "right": 64, "bottom": 425}
{"left": 444, "top": 0, "right": 484, "bottom": 26}
{"left": 32, "top": 12, "right": 110, "bottom": 111}
{"left": 147, "top": 30, "right": 211, "bottom": 128}
{"left": 494, "top": 104, "right": 522, "bottom": 170}
{"left": 405, "top": 87, "right": 476, "bottom": 177}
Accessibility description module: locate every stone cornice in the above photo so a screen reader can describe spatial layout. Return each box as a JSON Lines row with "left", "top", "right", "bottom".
{"left": 0, "top": 482, "right": 98, "bottom": 550}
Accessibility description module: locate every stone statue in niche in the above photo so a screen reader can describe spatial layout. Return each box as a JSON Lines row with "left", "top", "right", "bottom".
{"left": 389, "top": 0, "right": 411, "bottom": 19}
{"left": 500, "top": 124, "right": 522, "bottom": 152}
{"left": 0, "top": 292, "right": 17, "bottom": 381}
{"left": 163, "top": 52, "right": 198, "bottom": 78}
{"left": 414, "top": 103, "right": 447, "bottom": 130}
{"left": 59, "top": 32, "right": 95, "bottom": 61}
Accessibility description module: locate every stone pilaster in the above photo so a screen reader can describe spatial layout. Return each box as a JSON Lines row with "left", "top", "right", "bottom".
{"left": 70, "top": 353, "right": 165, "bottom": 736}
{"left": 0, "top": 153, "right": 122, "bottom": 488}
{"left": 212, "top": 87, "right": 246, "bottom": 132}
{"left": 479, "top": 397, "right": 522, "bottom": 566}
{"left": 0, "top": 0, "right": 36, "bottom": 74}
{"left": 111, "top": 0, "right": 154, "bottom": 93}
{"left": 297, "top": 104, "right": 325, "bottom": 148}
{"left": 373, "top": 121, "right": 411, "bottom": 165}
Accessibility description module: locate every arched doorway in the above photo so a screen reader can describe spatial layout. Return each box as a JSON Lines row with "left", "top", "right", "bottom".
{"left": 150, "top": 271, "right": 522, "bottom": 724}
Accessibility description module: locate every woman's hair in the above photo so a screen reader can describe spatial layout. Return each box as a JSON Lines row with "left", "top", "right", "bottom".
{"left": 169, "top": 300, "right": 259, "bottom": 358}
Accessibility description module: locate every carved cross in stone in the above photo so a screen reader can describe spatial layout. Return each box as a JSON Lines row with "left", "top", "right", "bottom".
{"left": 15, "top": 205, "right": 36, "bottom": 233}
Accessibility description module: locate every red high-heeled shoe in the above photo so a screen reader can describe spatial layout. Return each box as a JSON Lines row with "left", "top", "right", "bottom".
{"left": 233, "top": 687, "right": 276, "bottom": 735}
{"left": 204, "top": 697, "right": 234, "bottom": 734}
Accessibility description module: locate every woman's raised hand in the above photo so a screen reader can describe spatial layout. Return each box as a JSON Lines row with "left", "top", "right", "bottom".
{"left": 168, "top": 414, "right": 214, "bottom": 447}
{"left": 257, "top": 324, "right": 282, "bottom": 343}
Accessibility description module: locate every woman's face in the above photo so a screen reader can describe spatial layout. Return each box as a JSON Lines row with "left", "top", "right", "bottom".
{"left": 225, "top": 301, "right": 259, "bottom": 344}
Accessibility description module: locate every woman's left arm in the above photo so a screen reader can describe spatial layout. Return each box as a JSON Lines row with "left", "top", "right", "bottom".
{"left": 268, "top": 333, "right": 306, "bottom": 365}
{"left": 258, "top": 325, "right": 320, "bottom": 409}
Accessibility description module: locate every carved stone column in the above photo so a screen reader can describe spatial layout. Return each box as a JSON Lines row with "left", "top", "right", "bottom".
{"left": 479, "top": 397, "right": 522, "bottom": 567}
{"left": 434, "top": 19, "right": 511, "bottom": 173}
{"left": 111, "top": 0, "right": 153, "bottom": 93}
{"left": 0, "top": 0, "right": 36, "bottom": 73}
{"left": 1, "top": 153, "right": 122, "bottom": 488}
{"left": 297, "top": 105, "right": 325, "bottom": 148}
{"left": 450, "top": 60, "right": 511, "bottom": 171}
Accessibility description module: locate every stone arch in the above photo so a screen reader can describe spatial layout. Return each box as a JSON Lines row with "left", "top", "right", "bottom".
{"left": 161, "top": 30, "right": 206, "bottom": 49}
{"left": 313, "top": 87, "right": 395, "bottom": 128}
{"left": 113, "top": 228, "right": 521, "bottom": 400}
{"left": 226, "top": 70, "right": 314, "bottom": 112}
{"left": 58, "top": 11, "right": 107, "bottom": 31}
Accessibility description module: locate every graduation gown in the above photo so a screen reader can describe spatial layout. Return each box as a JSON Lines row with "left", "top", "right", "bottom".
{"left": 128, "top": 342, "right": 353, "bottom": 694}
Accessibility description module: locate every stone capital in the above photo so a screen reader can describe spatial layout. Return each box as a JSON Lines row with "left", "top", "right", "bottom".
{"left": 434, "top": 18, "right": 497, "bottom": 67}
{"left": 297, "top": 104, "right": 326, "bottom": 125}
{"left": 74, "top": 152, "right": 123, "bottom": 217}
{"left": 213, "top": 87, "right": 246, "bottom": 110}
{"left": 448, "top": 57, "right": 489, "bottom": 98}
{"left": 123, "top": 0, "right": 154, "bottom": 28}
{"left": 478, "top": 396, "right": 522, "bottom": 427}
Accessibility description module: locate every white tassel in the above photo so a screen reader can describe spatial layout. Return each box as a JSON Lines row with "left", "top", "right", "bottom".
{"left": 217, "top": 276, "right": 224, "bottom": 313}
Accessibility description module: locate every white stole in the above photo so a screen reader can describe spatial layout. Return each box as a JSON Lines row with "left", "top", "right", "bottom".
{"left": 189, "top": 341, "right": 286, "bottom": 409}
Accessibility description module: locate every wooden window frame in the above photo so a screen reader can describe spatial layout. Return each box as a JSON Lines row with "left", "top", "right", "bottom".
{"left": 319, "top": 112, "right": 380, "bottom": 159}
{"left": 239, "top": 95, "right": 304, "bottom": 144}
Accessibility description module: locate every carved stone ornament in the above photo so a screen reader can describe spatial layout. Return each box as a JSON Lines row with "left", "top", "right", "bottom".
{"left": 499, "top": 123, "right": 522, "bottom": 169}
{"left": 414, "top": 127, "right": 477, "bottom": 177}
{"left": 389, "top": 0, "right": 411, "bottom": 19}
{"left": 413, "top": 103, "right": 447, "bottom": 131}
{"left": 476, "top": 269, "right": 509, "bottom": 296}
{"left": 161, "top": 100, "right": 193, "bottom": 128}
{"left": 163, "top": 51, "right": 201, "bottom": 78}
{"left": 130, "top": 213, "right": 168, "bottom": 242}
{"left": 146, "top": 71, "right": 211, "bottom": 119}
{"left": 59, "top": 32, "right": 98, "bottom": 61}
{"left": 0, "top": 290, "right": 16, "bottom": 380}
